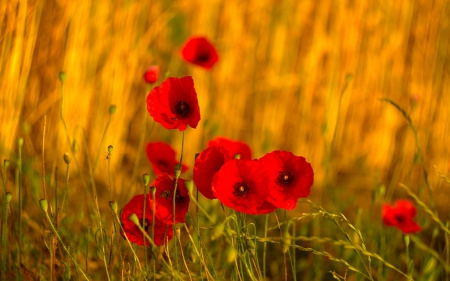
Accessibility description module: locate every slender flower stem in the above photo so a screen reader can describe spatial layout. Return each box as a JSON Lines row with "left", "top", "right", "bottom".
{"left": 263, "top": 214, "right": 269, "bottom": 281}
{"left": 109, "top": 201, "right": 146, "bottom": 280}
{"left": 40, "top": 199, "right": 90, "bottom": 280}
{"left": 1, "top": 161, "right": 9, "bottom": 281}
{"left": 151, "top": 187, "right": 156, "bottom": 281}
{"left": 128, "top": 213, "right": 182, "bottom": 280}
{"left": 142, "top": 177, "right": 149, "bottom": 275}
{"left": 42, "top": 116, "right": 48, "bottom": 202}
{"left": 172, "top": 130, "right": 185, "bottom": 278}
{"left": 17, "top": 138, "right": 23, "bottom": 272}
{"left": 404, "top": 235, "right": 412, "bottom": 278}
{"left": 81, "top": 132, "right": 111, "bottom": 281}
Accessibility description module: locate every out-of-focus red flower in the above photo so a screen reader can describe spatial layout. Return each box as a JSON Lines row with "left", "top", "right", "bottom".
{"left": 180, "top": 37, "right": 219, "bottom": 69}
{"left": 146, "top": 142, "right": 188, "bottom": 176}
{"left": 146, "top": 76, "right": 201, "bottom": 131}
{"left": 212, "top": 159, "right": 276, "bottom": 215}
{"left": 382, "top": 199, "right": 421, "bottom": 234}
{"left": 259, "top": 151, "right": 314, "bottom": 210}
{"left": 120, "top": 194, "right": 173, "bottom": 246}
{"left": 208, "top": 137, "right": 252, "bottom": 160}
{"left": 152, "top": 173, "right": 190, "bottom": 224}
{"left": 143, "top": 66, "right": 159, "bottom": 84}
{"left": 193, "top": 146, "right": 233, "bottom": 199}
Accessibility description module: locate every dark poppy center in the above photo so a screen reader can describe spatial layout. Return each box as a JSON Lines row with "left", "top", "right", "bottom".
{"left": 233, "top": 182, "right": 250, "bottom": 197}
{"left": 175, "top": 101, "right": 190, "bottom": 116}
{"left": 395, "top": 214, "right": 406, "bottom": 224}
{"left": 276, "top": 171, "right": 295, "bottom": 186}
{"left": 157, "top": 159, "right": 169, "bottom": 168}
{"left": 141, "top": 218, "right": 151, "bottom": 231}
{"left": 160, "top": 190, "right": 172, "bottom": 200}
{"left": 175, "top": 190, "right": 185, "bottom": 204}
{"left": 195, "top": 53, "right": 210, "bottom": 63}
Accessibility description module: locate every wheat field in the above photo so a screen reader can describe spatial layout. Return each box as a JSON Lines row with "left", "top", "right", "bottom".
{"left": 1, "top": 0, "right": 450, "bottom": 279}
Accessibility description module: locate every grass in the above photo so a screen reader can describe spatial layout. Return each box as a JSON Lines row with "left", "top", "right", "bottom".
{"left": 1, "top": 0, "right": 450, "bottom": 280}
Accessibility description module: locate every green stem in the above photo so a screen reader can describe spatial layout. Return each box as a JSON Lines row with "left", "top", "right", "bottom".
{"left": 41, "top": 200, "right": 90, "bottom": 280}
{"left": 143, "top": 184, "right": 148, "bottom": 275}
{"left": 1, "top": 161, "right": 9, "bottom": 281}
{"left": 129, "top": 214, "right": 182, "bottom": 280}
{"left": 186, "top": 213, "right": 219, "bottom": 280}
{"left": 81, "top": 131, "right": 111, "bottom": 281}
{"left": 17, "top": 138, "right": 23, "bottom": 274}
{"left": 172, "top": 131, "right": 185, "bottom": 278}
{"left": 404, "top": 235, "right": 412, "bottom": 278}
{"left": 380, "top": 98, "right": 436, "bottom": 211}
{"left": 263, "top": 214, "right": 269, "bottom": 281}
{"left": 93, "top": 114, "right": 113, "bottom": 173}
{"left": 152, "top": 188, "right": 156, "bottom": 281}
{"left": 109, "top": 202, "right": 146, "bottom": 280}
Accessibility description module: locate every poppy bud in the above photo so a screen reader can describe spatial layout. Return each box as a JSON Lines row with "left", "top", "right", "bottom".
{"left": 59, "top": 71, "right": 66, "bottom": 82}
{"left": 143, "top": 173, "right": 150, "bottom": 186}
{"left": 143, "top": 66, "right": 159, "bottom": 84}
{"left": 403, "top": 235, "right": 410, "bottom": 248}
{"left": 109, "top": 105, "right": 116, "bottom": 115}
{"left": 5, "top": 192, "right": 12, "bottom": 203}
{"left": 18, "top": 137, "right": 24, "bottom": 146}
{"left": 109, "top": 201, "right": 118, "bottom": 213}
{"left": 63, "top": 153, "right": 72, "bottom": 164}
{"left": 108, "top": 145, "right": 113, "bottom": 154}
{"left": 185, "top": 180, "right": 193, "bottom": 193}
{"left": 39, "top": 199, "right": 49, "bottom": 212}
{"left": 4, "top": 159, "right": 9, "bottom": 168}
{"left": 224, "top": 247, "right": 238, "bottom": 264}
{"left": 150, "top": 186, "right": 156, "bottom": 196}
{"left": 128, "top": 213, "right": 140, "bottom": 227}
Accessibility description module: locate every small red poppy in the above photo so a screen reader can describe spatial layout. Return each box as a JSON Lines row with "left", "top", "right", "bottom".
{"left": 120, "top": 194, "right": 173, "bottom": 246}
{"left": 382, "top": 199, "right": 421, "bottom": 234}
{"left": 152, "top": 173, "right": 190, "bottom": 224}
{"left": 208, "top": 137, "right": 252, "bottom": 160}
{"left": 146, "top": 76, "right": 201, "bottom": 131}
{"left": 143, "top": 66, "right": 159, "bottom": 84}
{"left": 180, "top": 37, "right": 219, "bottom": 69}
{"left": 212, "top": 159, "right": 275, "bottom": 215}
{"left": 193, "top": 145, "right": 233, "bottom": 199}
{"left": 146, "top": 142, "right": 188, "bottom": 176}
{"left": 259, "top": 151, "right": 314, "bottom": 210}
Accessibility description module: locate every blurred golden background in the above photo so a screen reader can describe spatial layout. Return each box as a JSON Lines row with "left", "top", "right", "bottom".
{"left": 1, "top": 0, "right": 449, "bottom": 209}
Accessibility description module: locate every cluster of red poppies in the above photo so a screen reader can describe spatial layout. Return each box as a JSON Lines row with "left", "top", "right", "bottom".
{"left": 122, "top": 35, "right": 421, "bottom": 248}
{"left": 194, "top": 138, "right": 314, "bottom": 215}
{"left": 120, "top": 173, "right": 190, "bottom": 246}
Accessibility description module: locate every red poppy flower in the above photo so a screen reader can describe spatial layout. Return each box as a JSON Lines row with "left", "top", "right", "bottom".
{"left": 259, "top": 151, "right": 314, "bottom": 210}
{"left": 193, "top": 146, "right": 233, "bottom": 199}
{"left": 146, "top": 76, "right": 201, "bottom": 131}
{"left": 120, "top": 194, "right": 173, "bottom": 246}
{"left": 143, "top": 66, "right": 159, "bottom": 84}
{"left": 152, "top": 173, "right": 190, "bottom": 224}
{"left": 382, "top": 199, "right": 421, "bottom": 234}
{"left": 208, "top": 137, "right": 252, "bottom": 160}
{"left": 180, "top": 37, "right": 219, "bottom": 69}
{"left": 146, "top": 142, "right": 188, "bottom": 176}
{"left": 212, "top": 159, "right": 276, "bottom": 215}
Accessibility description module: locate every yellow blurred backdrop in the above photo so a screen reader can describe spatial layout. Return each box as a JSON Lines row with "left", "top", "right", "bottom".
{"left": 1, "top": 0, "right": 449, "bottom": 209}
